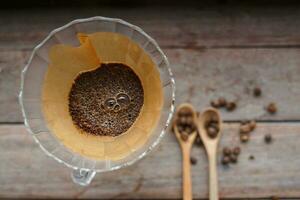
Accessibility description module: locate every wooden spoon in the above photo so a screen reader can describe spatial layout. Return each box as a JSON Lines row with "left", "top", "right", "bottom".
{"left": 195, "top": 108, "right": 222, "bottom": 200}
{"left": 173, "top": 103, "right": 197, "bottom": 200}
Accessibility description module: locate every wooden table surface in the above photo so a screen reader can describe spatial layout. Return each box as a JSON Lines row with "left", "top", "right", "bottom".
{"left": 1, "top": 3, "right": 300, "bottom": 199}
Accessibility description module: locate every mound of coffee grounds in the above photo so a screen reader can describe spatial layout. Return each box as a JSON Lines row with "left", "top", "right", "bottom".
{"left": 69, "top": 63, "right": 144, "bottom": 137}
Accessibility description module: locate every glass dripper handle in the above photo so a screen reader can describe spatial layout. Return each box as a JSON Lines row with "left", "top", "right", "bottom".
{"left": 71, "top": 168, "right": 96, "bottom": 186}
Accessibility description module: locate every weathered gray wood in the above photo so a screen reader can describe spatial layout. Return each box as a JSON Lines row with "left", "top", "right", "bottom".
{"left": 0, "top": 50, "right": 27, "bottom": 122}
{"left": 170, "top": 48, "right": 300, "bottom": 121}
{"left": 2, "top": 48, "right": 300, "bottom": 122}
{"left": 1, "top": 123, "right": 300, "bottom": 199}
{"left": 2, "top": 6, "right": 300, "bottom": 49}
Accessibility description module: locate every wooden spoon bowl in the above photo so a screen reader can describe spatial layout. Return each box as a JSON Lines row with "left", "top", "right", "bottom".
{"left": 197, "top": 108, "right": 222, "bottom": 151}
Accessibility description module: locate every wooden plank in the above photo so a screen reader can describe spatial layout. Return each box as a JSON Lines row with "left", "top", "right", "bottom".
{"left": 2, "top": 6, "right": 300, "bottom": 49}
{"left": 2, "top": 48, "right": 300, "bottom": 122}
{"left": 0, "top": 50, "right": 28, "bottom": 122}
{"left": 1, "top": 123, "right": 300, "bottom": 199}
{"left": 170, "top": 48, "right": 300, "bottom": 121}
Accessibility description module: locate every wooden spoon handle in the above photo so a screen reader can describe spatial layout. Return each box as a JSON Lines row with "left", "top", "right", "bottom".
{"left": 182, "top": 145, "right": 192, "bottom": 200}
{"left": 208, "top": 152, "right": 219, "bottom": 200}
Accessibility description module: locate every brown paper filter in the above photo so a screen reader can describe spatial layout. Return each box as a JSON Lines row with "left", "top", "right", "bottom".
{"left": 42, "top": 32, "right": 163, "bottom": 160}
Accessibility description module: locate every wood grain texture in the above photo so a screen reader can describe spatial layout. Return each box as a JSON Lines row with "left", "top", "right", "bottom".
{"left": 2, "top": 6, "right": 300, "bottom": 50}
{"left": 1, "top": 123, "right": 300, "bottom": 199}
{"left": 2, "top": 48, "right": 300, "bottom": 122}
{"left": 2, "top": 5, "right": 300, "bottom": 199}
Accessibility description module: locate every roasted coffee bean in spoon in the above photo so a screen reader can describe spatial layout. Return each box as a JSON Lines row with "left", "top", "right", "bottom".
{"left": 207, "top": 126, "right": 218, "bottom": 138}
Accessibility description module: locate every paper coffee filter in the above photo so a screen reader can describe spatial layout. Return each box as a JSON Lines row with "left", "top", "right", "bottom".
{"left": 42, "top": 32, "right": 163, "bottom": 160}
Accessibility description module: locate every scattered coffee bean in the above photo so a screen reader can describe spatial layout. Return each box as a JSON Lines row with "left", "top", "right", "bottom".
{"left": 207, "top": 126, "right": 218, "bottom": 138}
{"left": 223, "top": 147, "right": 232, "bottom": 156}
{"left": 180, "top": 132, "right": 189, "bottom": 141}
{"left": 266, "top": 102, "right": 277, "bottom": 114}
{"left": 210, "top": 99, "right": 220, "bottom": 108}
{"left": 190, "top": 157, "right": 197, "bottom": 165}
{"left": 222, "top": 156, "right": 230, "bottom": 165}
{"left": 226, "top": 101, "right": 236, "bottom": 111}
{"left": 240, "top": 124, "right": 251, "bottom": 134}
{"left": 240, "top": 134, "right": 249, "bottom": 143}
{"left": 230, "top": 154, "right": 237, "bottom": 163}
{"left": 233, "top": 147, "right": 241, "bottom": 155}
{"left": 264, "top": 134, "right": 272, "bottom": 144}
{"left": 249, "top": 120, "right": 256, "bottom": 131}
{"left": 218, "top": 97, "right": 227, "bottom": 107}
{"left": 253, "top": 87, "right": 262, "bottom": 97}
{"left": 210, "top": 100, "right": 220, "bottom": 108}
{"left": 249, "top": 155, "right": 255, "bottom": 160}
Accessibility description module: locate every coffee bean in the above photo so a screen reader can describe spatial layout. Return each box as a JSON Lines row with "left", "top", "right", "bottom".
{"left": 240, "top": 124, "right": 251, "bottom": 134}
{"left": 226, "top": 102, "right": 236, "bottom": 111}
{"left": 253, "top": 87, "right": 262, "bottom": 97}
{"left": 185, "top": 127, "right": 192, "bottom": 134}
{"left": 233, "top": 147, "right": 241, "bottom": 155}
{"left": 264, "top": 134, "right": 272, "bottom": 144}
{"left": 230, "top": 154, "right": 237, "bottom": 163}
{"left": 210, "top": 99, "right": 220, "bottom": 108}
{"left": 222, "top": 156, "right": 230, "bottom": 165}
{"left": 249, "top": 155, "right": 255, "bottom": 160}
{"left": 179, "top": 116, "right": 188, "bottom": 125}
{"left": 180, "top": 132, "right": 189, "bottom": 141}
{"left": 223, "top": 147, "right": 232, "bottom": 156}
{"left": 266, "top": 102, "right": 277, "bottom": 114}
{"left": 207, "top": 126, "right": 218, "bottom": 138}
{"left": 209, "top": 122, "right": 219, "bottom": 131}
{"left": 186, "top": 116, "right": 194, "bottom": 125}
{"left": 190, "top": 157, "right": 197, "bottom": 165}
{"left": 177, "top": 126, "right": 183, "bottom": 133}
{"left": 211, "top": 115, "right": 219, "bottom": 123}
{"left": 218, "top": 97, "right": 227, "bottom": 107}
{"left": 249, "top": 120, "right": 256, "bottom": 131}
{"left": 178, "top": 107, "right": 190, "bottom": 117}
{"left": 240, "top": 134, "right": 249, "bottom": 143}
